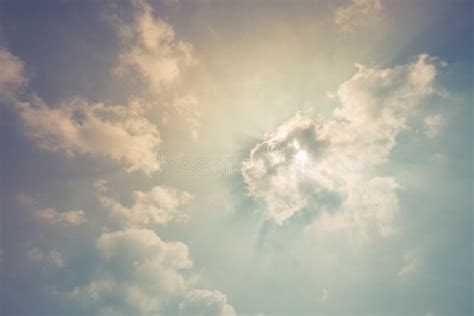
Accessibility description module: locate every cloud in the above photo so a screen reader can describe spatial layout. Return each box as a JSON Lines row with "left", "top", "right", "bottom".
{"left": 432, "top": 152, "right": 446, "bottom": 164}
{"left": 334, "top": 0, "right": 383, "bottom": 32}
{"left": 66, "top": 228, "right": 235, "bottom": 315}
{"left": 67, "top": 228, "right": 235, "bottom": 315}
{"left": 242, "top": 113, "right": 332, "bottom": 225}
{"left": 97, "top": 180, "right": 193, "bottom": 226}
{"left": 68, "top": 228, "right": 192, "bottom": 314}
{"left": 114, "top": 0, "right": 196, "bottom": 91}
{"left": 321, "top": 288, "right": 329, "bottom": 303}
{"left": 14, "top": 97, "right": 162, "bottom": 174}
{"left": 1, "top": 47, "right": 162, "bottom": 174}
{"left": 35, "top": 208, "right": 86, "bottom": 226}
{"left": 0, "top": 47, "right": 25, "bottom": 99}
{"left": 16, "top": 193, "right": 34, "bottom": 208}
{"left": 312, "top": 177, "right": 399, "bottom": 243}
{"left": 17, "top": 194, "right": 86, "bottom": 226}
{"left": 97, "top": 229, "right": 192, "bottom": 270}
{"left": 398, "top": 250, "right": 419, "bottom": 277}
{"left": 423, "top": 114, "right": 444, "bottom": 138}
{"left": 242, "top": 55, "right": 442, "bottom": 240}
{"left": 112, "top": 0, "right": 200, "bottom": 139}
{"left": 81, "top": 182, "right": 235, "bottom": 315}
{"left": 172, "top": 94, "right": 200, "bottom": 140}
{"left": 48, "top": 249, "right": 66, "bottom": 268}
{"left": 28, "top": 248, "right": 65, "bottom": 268}
{"left": 179, "top": 289, "right": 236, "bottom": 316}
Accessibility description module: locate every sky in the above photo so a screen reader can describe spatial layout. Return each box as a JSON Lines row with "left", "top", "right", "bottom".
{"left": 0, "top": 0, "right": 472, "bottom": 315}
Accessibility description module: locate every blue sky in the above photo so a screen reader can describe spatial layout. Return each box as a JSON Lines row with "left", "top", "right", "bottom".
{"left": 0, "top": 0, "right": 472, "bottom": 315}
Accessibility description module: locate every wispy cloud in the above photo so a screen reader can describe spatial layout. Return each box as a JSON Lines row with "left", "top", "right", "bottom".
{"left": 321, "top": 288, "right": 329, "bottom": 303}
{"left": 28, "top": 248, "right": 65, "bottom": 269}
{"left": 334, "top": 0, "right": 383, "bottom": 32}
{"left": 0, "top": 47, "right": 25, "bottom": 99}
{"left": 17, "top": 194, "right": 86, "bottom": 226}
{"left": 399, "top": 250, "right": 419, "bottom": 277}
{"left": 35, "top": 208, "right": 86, "bottom": 226}
{"left": 113, "top": 0, "right": 196, "bottom": 91}
{"left": 112, "top": 0, "right": 200, "bottom": 139}
{"left": 423, "top": 114, "right": 444, "bottom": 138}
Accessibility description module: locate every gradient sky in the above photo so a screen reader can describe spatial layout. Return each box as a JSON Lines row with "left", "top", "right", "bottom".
{"left": 0, "top": 0, "right": 472, "bottom": 315}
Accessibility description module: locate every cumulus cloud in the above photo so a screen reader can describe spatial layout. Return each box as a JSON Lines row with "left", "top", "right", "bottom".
{"left": 334, "top": 0, "right": 382, "bottom": 32}
{"left": 242, "top": 113, "right": 333, "bottom": 224}
{"left": 179, "top": 289, "right": 236, "bottom": 316}
{"left": 1, "top": 47, "right": 162, "bottom": 173}
{"left": 68, "top": 228, "right": 192, "bottom": 314}
{"left": 113, "top": 0, "right": 200, "bottom": 139}
{"left": 242, "top": 55, "right": 442, "bottom": 240}
{"left": 35, "top": 208, "right": 86, "bottom": 226}
{"left": 28, "top": 248, "right": 65, "bottom": 268}
{"left": 66, "top": 228, "right": 236, "bottom": 315}
{"left": 423, "top": 114, "right": 444, "bottom": 138}
{"left": 97, "top": 180, "right": 193, "bottom": 226}
{"left": 0, "top": 47, "right": 25, "bottom": 99}
{"left": 114, "top": 0, "right": 196, "bottom": 91}
{"left": 14, "top": 97, "right": 161, "bottom": 174}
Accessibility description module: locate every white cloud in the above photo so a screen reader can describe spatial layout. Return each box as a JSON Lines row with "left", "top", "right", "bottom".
{"left": 0, "top": 47, "right": 25, "bottom": 99}
{"left": 17, "top": 194, "right": 86, "bottom": 226}
{"left": 432, "top": 152, "right": 446, "bottom": 164}
{"left": 173, "top": 94, "right": 201, "bottom": 139}
{"left": 35, "top": 208, "right": 86, "bottom": 226}
{"left": 97, "top": 229, "right": 192, "bottom": 270}
{"left": 399, "top": 250, "right": 419, "bottom": 277}
{"left": 242, "top": 113, "right": 331, "bottom": 224}
{"left": 179, "top": 289, "right": 236, "bottom": 316}
{"left": 242, "top": 55, "right": 441, "bottom": 241}
{"left": 113, "top": 0, "right": 200, "bottom": 139}
{"left": 114, "top": 0, "right": 196, "bottom": 91}
{"left": 311, "top": 177, "right": 400, "bottom": 244}
{"left": 334, "top": 0, "right": 383, "bottom": 32}
{"left": 1, "top": 47, "right": 162, "bottom": 174}
{"left": 65, "top": 228, "right": 236, "bottom": 315}
{"left": 98, "top": 181, "right": 193, "bottom": 226}
{"left": 28, "top": 248, "right": 65, "bottom": 268}
{"left": 423, "top": 114, "right": 444, "bottom": 138}
{"left": 69, "top": 228, "right": 192, "bottom": 314}
{"left": 321, "top": 288, "right": 329, "bottom": 303}
{"left": 14, "top": 97, "right": 161, "bottom": 174}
